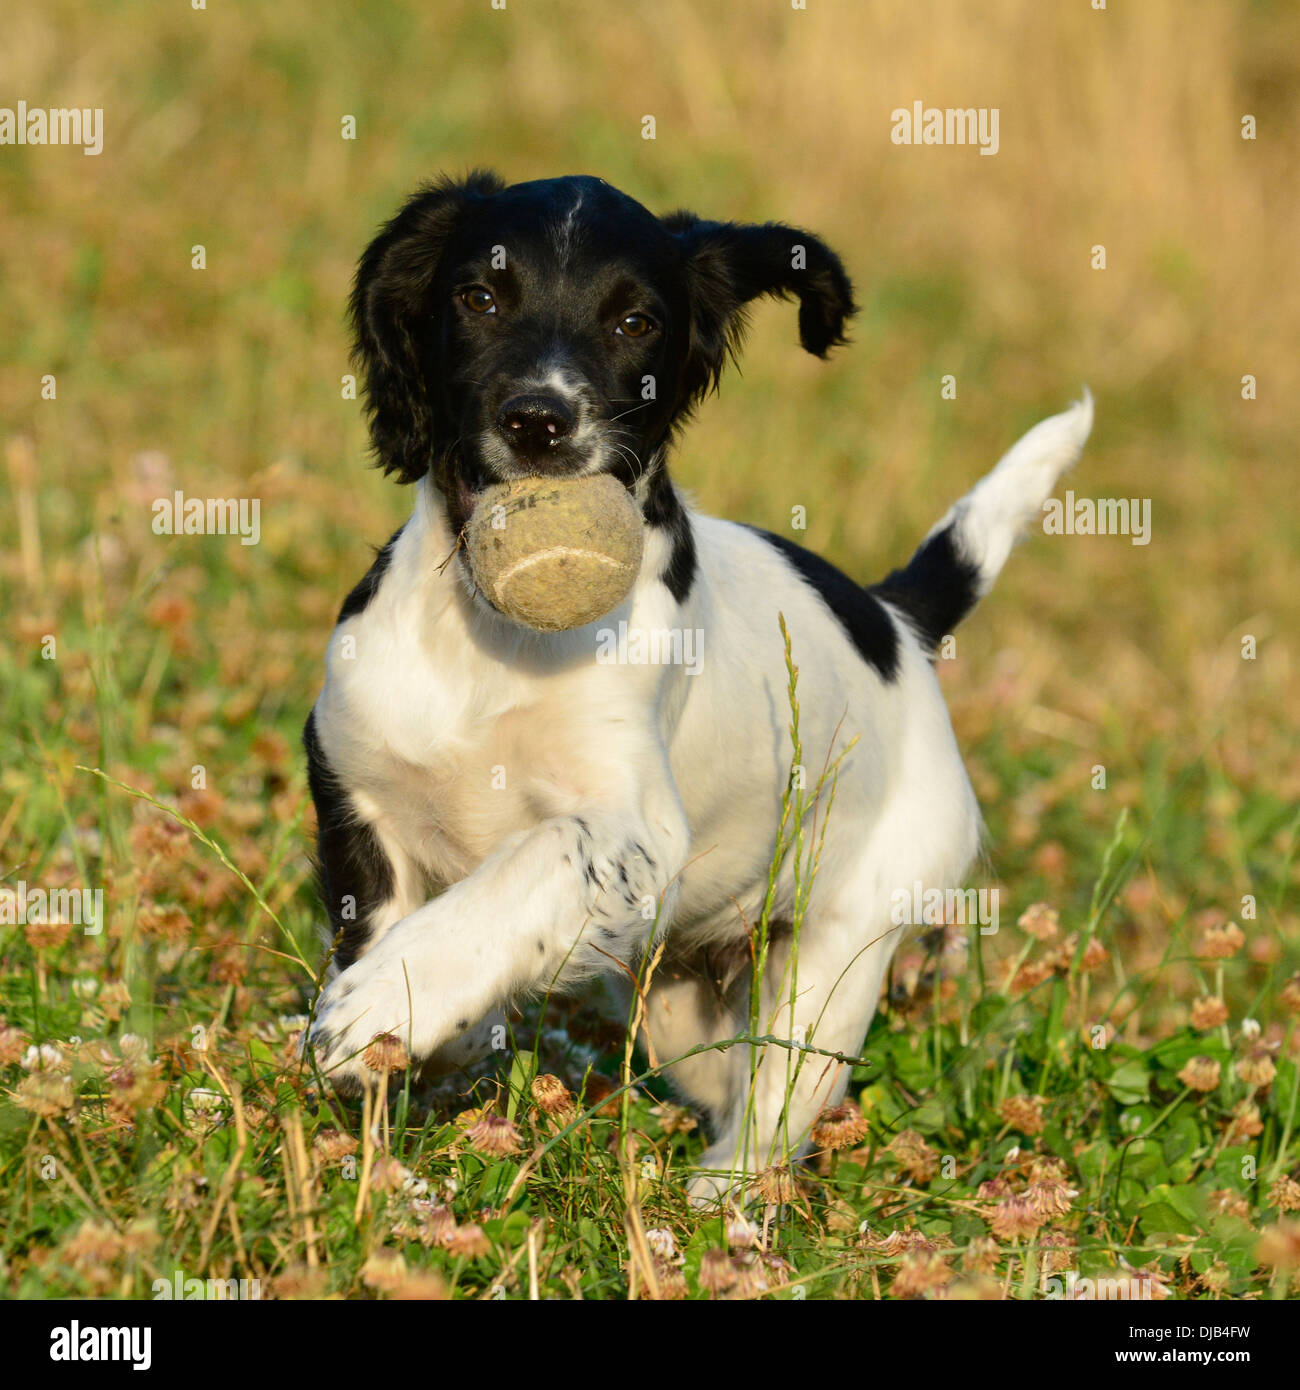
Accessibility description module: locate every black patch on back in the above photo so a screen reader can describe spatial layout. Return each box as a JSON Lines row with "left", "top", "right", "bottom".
{"left": 303, "top": 708, "right": 395, "bottom": 971}
{"left": 871, "top": 522, "right": 981, "bottom": 655}
{"left": 643, "top": 472, "right": 697, "bottom": 604}
{"left": 337, "top": 524, "right": 405, "bottom": 624}
{"left": 749, "top": 528, "right": 899, "bottom": 681}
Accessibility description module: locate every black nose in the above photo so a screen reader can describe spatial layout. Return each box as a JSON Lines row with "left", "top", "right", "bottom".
{"left": 497, "top": 394, "right": 575, "bottom": 456}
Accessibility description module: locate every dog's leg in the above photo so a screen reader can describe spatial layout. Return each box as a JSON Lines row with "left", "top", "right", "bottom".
{"left": 689, "top": 735, "right": 982, "bottom": 1202}
{"left": 686, "top": 913, "right": 902, "bottom": 1204}
{"left": 308, "top": 804, "right": 688, "bottom": 1086}
{"left": 642, "top": 962, "right": 741, "bottom": 1121}
{"left": 311, "top": 811, "right": 511, "bottom": 1077}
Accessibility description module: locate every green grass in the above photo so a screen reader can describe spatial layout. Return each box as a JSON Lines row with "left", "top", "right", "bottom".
{"left": 2, "top": 611, "right": 1297, "bottom": 1300}
{"left": 1, "top": 0, "right": 1298, "bottom": 1299}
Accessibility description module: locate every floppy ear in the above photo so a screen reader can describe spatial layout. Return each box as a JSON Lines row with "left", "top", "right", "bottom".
{"left": 349, "top": 169, "right": 504, "bottom": 482}
{"left": 662, "top": 212, "right": 856, "bottom": 401}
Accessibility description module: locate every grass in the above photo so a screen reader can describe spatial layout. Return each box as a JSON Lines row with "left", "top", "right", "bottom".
{"left": 1, "top": 0, "right": 1298, "bottom": 1300}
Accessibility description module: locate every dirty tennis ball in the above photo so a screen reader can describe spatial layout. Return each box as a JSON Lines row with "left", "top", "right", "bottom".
{"left": 465, "top": 474, "right": 645, "bottom": 631}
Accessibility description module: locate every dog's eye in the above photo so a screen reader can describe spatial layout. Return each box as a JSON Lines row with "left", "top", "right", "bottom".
{"left": 460, "top": 286, "right": 497, "bottom": 315}
{"left": 616, "top": 312, "right": 655, "bottom": 338}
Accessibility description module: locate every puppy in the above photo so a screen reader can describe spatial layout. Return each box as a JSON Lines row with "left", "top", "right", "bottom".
{"left": 304, "top": 171, "right": 1091, "bottom": 1199}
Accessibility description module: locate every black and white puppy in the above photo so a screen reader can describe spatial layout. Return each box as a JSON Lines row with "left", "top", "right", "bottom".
{"left": 304, "top": 170, "right": 1091, "bottom": 1198}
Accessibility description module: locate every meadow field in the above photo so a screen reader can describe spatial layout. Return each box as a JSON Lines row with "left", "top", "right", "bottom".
{"left": 0, "top": 0, "right": 1297, "bottom": 1301}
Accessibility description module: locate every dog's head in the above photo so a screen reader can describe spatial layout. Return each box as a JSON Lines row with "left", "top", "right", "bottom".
{"left": 350, "top": 170, "right": 855, "bottom": 530}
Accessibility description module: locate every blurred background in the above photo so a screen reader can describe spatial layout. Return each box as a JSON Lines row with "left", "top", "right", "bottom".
{"left": 1, "top": 0, "right": 1296, "bottom": 1000}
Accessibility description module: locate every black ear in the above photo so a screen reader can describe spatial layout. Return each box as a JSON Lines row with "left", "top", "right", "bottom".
{"left": 663, "top": 212, "right": 856, "bottom": 401}
{"left": 349, "top": 170, "right": 504, "bottom": 482}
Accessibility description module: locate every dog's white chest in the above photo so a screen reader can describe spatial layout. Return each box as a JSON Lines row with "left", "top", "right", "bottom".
{"left": 313, "top": 571, "right": 655, "bottom": 883}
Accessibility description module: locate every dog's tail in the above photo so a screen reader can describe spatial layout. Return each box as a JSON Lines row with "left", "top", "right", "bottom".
{"left": 873, "top": 390, "right": 1093, "bottom": 653}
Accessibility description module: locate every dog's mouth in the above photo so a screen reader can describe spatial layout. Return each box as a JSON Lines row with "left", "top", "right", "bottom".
{"left": 445, "top": 435, "right": 639, "bottom": 534}
{"left": 455, "top": 459, "right": 606, "bottom": 514}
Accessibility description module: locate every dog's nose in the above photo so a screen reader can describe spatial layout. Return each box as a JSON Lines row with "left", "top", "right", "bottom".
{"left": 497, "top": 394, "right": 575, "bottom": 457}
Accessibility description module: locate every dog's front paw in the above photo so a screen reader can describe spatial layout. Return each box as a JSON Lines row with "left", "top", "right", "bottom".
{"left": 307, "top": 951, "right": 418, "bottom": 1088}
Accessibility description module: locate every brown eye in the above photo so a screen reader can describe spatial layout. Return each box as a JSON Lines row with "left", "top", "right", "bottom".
{"left": 460, "top": 286, "right": 496, "bottom": 314}
{"left": 616, "top": 312, "right": 654, "bottom": 338}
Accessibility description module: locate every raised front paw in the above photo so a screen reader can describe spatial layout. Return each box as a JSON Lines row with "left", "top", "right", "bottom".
{"left": 306, "top": 933, "right": 506, "bottom": 1087}
{"left": 307, "top": 949, "right": 420, "bottom": 1088}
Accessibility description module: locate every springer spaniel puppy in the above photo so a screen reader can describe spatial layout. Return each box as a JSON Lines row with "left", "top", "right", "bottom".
{"left": 304, "top": 170, "right": 1092, "bottom": 1199}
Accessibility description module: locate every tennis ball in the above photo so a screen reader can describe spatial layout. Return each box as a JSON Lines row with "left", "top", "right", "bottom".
{"left": 465, "top": 474, "right": 645, "bottom": 631}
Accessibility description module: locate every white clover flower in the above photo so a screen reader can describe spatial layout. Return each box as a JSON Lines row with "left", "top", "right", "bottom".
{"left": 725, "top": 1212, "right": 761, "bottom": 1250}
{"left": 183, "top": 1088, "right": 226, "bottom": 1129}
{"left": 645, "top": 1227, "right": 679, "bottom": 1262}
{"left": 21, "top": 1043, "right": 65, "bottom": 1073}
